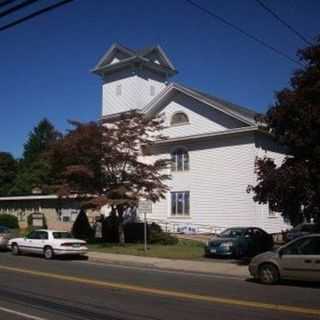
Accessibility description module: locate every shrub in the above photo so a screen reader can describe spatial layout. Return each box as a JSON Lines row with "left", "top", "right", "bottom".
{"left": 101, "top": 218, "right": 178, "bottom": 245}
{"left": 149, "top": 223, "right": 178, "bottom": 245}
{"left": 0, "top": 214, "right": 19, "bottom": 229}
{"left": 72, "top": 209, "right": 94, "bottom": 240}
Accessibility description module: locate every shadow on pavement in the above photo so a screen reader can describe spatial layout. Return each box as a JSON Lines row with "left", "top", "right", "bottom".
{"left": 245, "top": 277, "right": 320, "bottom": 289}
{"left": 202, "top": 255, "right": 251, "bottom": 265}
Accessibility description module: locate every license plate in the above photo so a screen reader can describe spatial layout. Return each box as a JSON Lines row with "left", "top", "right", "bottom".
{"left": 210, "top": 248, "right": 217, "bottom": 253}
{"left": 72, "top": 244, "right": 81, "bottom": 248}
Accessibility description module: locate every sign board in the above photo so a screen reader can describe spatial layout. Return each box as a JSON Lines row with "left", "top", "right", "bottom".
{"left": 139, "top": 201, "right": 152, "bottom": 253}
{"left": 32, "top": 213, "right": 44, "bottom": 227}
{"left": 138, "top": 200, "right": 152, "bottom": 214}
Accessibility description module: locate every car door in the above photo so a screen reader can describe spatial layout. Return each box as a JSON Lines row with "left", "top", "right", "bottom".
{"left": 252, "top": 228, "right": 268, "bottom": 254}
{"left": 306, "top": 237, "right": 320, "bottom": 281}
{"left": 244, "top": 228, "right": 260, "bottom": 256}
{"left": 280, "top": 237, "right": 320, "bottom": 281}
{"left": 23, "top": 231, "right": 45, "bottom": 254}
{"left": 20, "top": 231, "right": 39, "bottom": 253}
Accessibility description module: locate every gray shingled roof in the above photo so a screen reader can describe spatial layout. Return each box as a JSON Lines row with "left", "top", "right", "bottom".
{"left": 179, "top": 84, "right": 259, "bottom": 123}
{"left": 93, "top": 43, "right": 176, "bottom": 74}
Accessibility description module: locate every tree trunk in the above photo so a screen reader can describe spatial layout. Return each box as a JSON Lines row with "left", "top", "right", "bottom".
{"left": 117, "top": 206, "right": 125, "bottom": 245}
{"left": 118, "top": 221, "right": 125, "bottom": 245}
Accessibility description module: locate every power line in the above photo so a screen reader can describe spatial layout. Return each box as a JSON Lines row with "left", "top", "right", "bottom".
{"left": 0, "top": 0, "right": 39, "bottom": 19}
{"left": 185, "top": 0, "right": 304, "bottom": 67}
{"left": 0, "top": 0, "right": 74, "bottom": 32}
{"left": 0, "top": 0, "right": 18, "bottom": 8}
{"left": 255, "top": 0, "right": 312, "bottom": 46}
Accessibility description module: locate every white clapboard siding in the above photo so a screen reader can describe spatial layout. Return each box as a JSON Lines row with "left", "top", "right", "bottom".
{"left": 159, "top": 93, "right": 249, "bottom": 139}
{"left": 102, "top": 69, "right": 166, "bottom": 116}
{"left": 141, "top": 132, "right": 289, "bottom": 234}
{"left": 148, "top": 133, "right": 258, "bottom": 228}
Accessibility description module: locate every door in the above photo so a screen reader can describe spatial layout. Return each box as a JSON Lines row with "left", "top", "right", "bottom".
{"left": 22, "top": 231, "right": 48, "bottom": 254}
{"left": 280, "top": 236, "right": 320, "bottom": 281}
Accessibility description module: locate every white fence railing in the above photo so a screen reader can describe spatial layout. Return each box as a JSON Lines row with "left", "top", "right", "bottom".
{"left": 146, "top": 218, "right": 226, "bottom": 235}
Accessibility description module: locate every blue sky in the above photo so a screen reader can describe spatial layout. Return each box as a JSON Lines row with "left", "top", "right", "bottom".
{"left": 1, "top": 0, "right": 319, "bottom": 158}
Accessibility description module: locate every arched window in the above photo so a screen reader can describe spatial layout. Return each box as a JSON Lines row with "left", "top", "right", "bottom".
{"left": 171, "top": 148, "right": 189, "bottom": 171}
{"left": 170, "top": 112, "right": 189, "bottom": 126}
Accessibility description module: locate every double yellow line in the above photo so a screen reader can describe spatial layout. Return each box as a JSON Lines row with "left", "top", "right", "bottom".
{"left": 0, "top": 265, "right": 319, "bottom": 317}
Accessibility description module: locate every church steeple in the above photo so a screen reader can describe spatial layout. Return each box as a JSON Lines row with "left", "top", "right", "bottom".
{"left": 92, "top": 44, "right": 177, "bottom": 117}
{"left": 92, "top": 43, "right": 177, "bottom": 78}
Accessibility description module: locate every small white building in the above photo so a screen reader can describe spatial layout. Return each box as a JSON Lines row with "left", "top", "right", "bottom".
{"left": 92, "top": 43, "right": 288, "bottom": 234}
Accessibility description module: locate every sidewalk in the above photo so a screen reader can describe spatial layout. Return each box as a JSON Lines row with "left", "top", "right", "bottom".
{"left": 87, "top": 251, "right": 250, "bottom": 278}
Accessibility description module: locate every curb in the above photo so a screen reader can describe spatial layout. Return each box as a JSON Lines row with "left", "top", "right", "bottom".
{"left": 87, "top": 253, "right": 249, "bottom": 279}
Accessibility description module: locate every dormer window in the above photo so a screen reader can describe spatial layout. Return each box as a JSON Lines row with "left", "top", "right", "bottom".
{"left": 116, "top": 84, "right": 122, "bottom": 96}
{"left": 171, "top": 112, "right": 189, "bottom": 126}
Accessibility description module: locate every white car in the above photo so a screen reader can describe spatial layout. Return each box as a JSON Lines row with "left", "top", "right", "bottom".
{"left": 8, "top": 229, "right": 88, "bottom": 259}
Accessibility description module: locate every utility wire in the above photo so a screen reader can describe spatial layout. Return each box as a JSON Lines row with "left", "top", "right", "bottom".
{"left": 0, "top": 0, "right": 39, "bottom": 19}
{"left": 0, "top": 0, "right": 74, "bottom": 32}
{"left": 255, "top": 0, "right": 312, "bottom": 46}
{"left": 0, "top": 0, "right": 18, "bottom": 8}
{"left": 185, "top": 0, "right": 304, "bottom": 67}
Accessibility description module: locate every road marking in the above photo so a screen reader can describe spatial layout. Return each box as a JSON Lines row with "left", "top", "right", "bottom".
{"left": 0, "top": 265, "right": 319, "bottom": 317}
{"left": 0, "top": 305, "right": 47, "bottom": 320}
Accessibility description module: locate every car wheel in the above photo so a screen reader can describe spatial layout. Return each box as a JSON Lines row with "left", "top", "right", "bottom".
{"left": 11, "top": 243, "right": 20, "bottom": 256}
{"left": 43, "top": 246, "right": 54, "bottom": 260}
{"left": 258, "top": 263, "right": 279, "bottom": 284}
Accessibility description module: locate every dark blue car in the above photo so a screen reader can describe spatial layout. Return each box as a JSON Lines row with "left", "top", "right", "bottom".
{"left": 286, "top": 223, "right": 320, "bottom": 242}
{"left": 205, "top": 227, "right": 274, "bottom": 259}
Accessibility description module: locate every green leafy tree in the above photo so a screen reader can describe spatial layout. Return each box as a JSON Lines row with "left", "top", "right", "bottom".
{"left": 0, "top": 152, "right": 17, "bottom": 196}
{"left": 23, "top": 118, "right": 61, "bottom": 166}
{"left": 249, "top": 37, "right": 320, "bottom": 225}
{"left": 11, "top": 119, "right": 62, "bottom": 195}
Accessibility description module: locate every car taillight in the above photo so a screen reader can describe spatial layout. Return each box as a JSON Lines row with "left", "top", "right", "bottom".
{"left": 60, "top": 243, "right": 74, "bottom": 247}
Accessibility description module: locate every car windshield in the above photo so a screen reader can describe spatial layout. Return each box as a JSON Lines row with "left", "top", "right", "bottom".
{"left": 219, "top": 228, "right": 245, "bottom": 238}
{"left": 52, "top": 232, "right": 73, "bottom": 239}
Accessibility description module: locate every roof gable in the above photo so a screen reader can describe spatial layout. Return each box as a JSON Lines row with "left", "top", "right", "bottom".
{"left": 92, "top": 43, "right": 177, "bottom": 76}
{"left": 143, "top": 83, "right": 258, "bottom": 126}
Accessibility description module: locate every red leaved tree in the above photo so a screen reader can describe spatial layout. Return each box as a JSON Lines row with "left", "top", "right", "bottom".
{"left": 50, "top": 112, "right": 171, "bottom": 243}
{"left": 248, "top": 37, "right": 320, "bottom": 226}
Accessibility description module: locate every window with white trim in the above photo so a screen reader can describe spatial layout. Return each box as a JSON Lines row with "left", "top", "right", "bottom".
{"left": 171, "top": 148, "right": 189, "bottom": 171}
{"left": 116, "top": 84, "right": 122, "bottom": 96}
{"left": 170, "top": 112, "right": 189, "bottom": 126}
{"left": 171, "top": 191, "right": 190, "bottom": 216}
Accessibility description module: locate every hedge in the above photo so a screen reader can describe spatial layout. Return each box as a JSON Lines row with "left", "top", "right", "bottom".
{"left": 0, "top": 214, "right": 19, "bottom": 229}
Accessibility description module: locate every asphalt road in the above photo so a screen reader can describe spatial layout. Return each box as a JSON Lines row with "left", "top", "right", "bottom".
{"left": 0, "top": 252, "right": 319, "bottom": 320}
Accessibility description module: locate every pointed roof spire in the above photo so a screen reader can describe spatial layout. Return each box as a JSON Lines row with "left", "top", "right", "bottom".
{"left": 92, "top": 43, "right": 177, "bottom": 77}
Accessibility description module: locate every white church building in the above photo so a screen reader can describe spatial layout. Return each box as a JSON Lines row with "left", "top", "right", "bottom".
{"left": 92, "top": 43, "right": 288, "bottom": 234}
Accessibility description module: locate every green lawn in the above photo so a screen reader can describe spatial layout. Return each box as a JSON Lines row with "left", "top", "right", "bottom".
{"left": 88, "top": 239, "right": 205, "bottom": 260}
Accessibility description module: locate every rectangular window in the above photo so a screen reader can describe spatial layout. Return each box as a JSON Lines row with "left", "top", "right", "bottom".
{"left": 116, "top": 84, "right": 122, "bottom": 96}
{"left": 150, "top": 85, "right": 155, "bottom": 96}
{"left": 62, "top": 216, "right": 71, "bottom": 222}
{"left": 171, "top": 191, "right": 190, "bottom": 216}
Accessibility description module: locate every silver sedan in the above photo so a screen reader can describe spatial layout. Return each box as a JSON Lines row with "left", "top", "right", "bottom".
{"left": 249, "top": 234, "right": 320, "bottom": 284}
{"left": 0, "top": 226, "right": 12, "bottom": 249}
